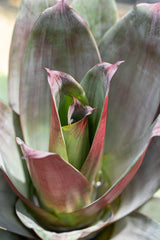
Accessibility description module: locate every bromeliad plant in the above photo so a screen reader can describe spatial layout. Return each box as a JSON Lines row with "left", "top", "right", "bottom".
{"left": 0, "top": 0, "right": 160, "bottom": 239}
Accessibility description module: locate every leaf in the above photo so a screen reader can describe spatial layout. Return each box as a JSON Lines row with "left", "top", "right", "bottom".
{"left": 111, "top": 137, "right": 160, "bottom": 223}
{"left": 20, "top": 0, "right": 101, "bottom": 151}
{"left": 1, "top": 169, "right": 65, "bottom": 230}
{"left": 62, "top": 98, "right": 94, "bottom": 169}
{"left": 80, "top": 62, "right": 123, "bottom": 184}
{"left": 99, "top": 3, "right": 160, "bottom": 154}
{"left": 108, "top": 212, "right": 160, "bottom": 240}
{"left": 55, "top": 115, "right": 160, "bottom": 226}
{"left": 0, "top": 229, "right": 30, "bottom": 240}
{"left": 8, "top": 0, "right": 57, "bottom": 113}
{"left": 0, "top": 171, "right": 35, "bottom": 239}
{"left": 17, "top": 138, "right": 91, "bottom": 214}
{"left": 0, "top": 72, "right": 8, "bottom": 105}
{"left": 45, "top": 69, "right": 88, "bottom": 160}
{"left": 16, "top": 199, "right": 113, "bottom": 240}
{"left": 0, "top": 101, "right": 28, "bottom": 197}
{"left": 138, "top": 198, "right": 160, "bottom": 223}
{"left": 71, "top": 0, "right": 118, "bottom": 42}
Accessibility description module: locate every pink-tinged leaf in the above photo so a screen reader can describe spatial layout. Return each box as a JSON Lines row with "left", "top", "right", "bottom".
{"left": 20, "top": 0, "right": 101, "bottom": 151}
{"left": 80, "top": 62, "right": 123, "bottom": 184}
{"left": 67, "top": 97, "right": 93, "bottom": 124}
{"left": 17, "top": 138, "right": 91, "bottom": 214}
{"left": 62, "top": 98, "right": 94, "bottom": 169}
{"left": 81, "top": 61, "right": 123, "bottom": 140}
{"left": 16, "top": 199, "right": 113, "bottom": 240}
{"left": 56, "top": 115, "right": 160, "bottom": 226}
{"left": 99, "top": 3, "right": 160, "bottom": 154}
{"left": 81, "top": 95, "right": 108, "bottom": 184}
{"left": 111, "top": 138, "right": 160, "bottom": 223}
{"left": 0, "top": 170, "right": 64, "bottom": 230}
{"left": 8, "top": 0, "right": 57, "bottom": 114}
{"left": 45, "top": 69, "right": 88, "bottom": 159}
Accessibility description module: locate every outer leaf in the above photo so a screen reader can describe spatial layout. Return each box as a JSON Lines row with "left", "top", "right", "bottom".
{"left": 16, "top": 199, "right": 113, "bottom": 240}
{"left": 71, "top": 0, "right": 118, "bottom": 42}
{"left": 111, "top": 137, "right": 160, "bottom": 223}
{"left": 56, "top": 116, "right": 160, "bottom": 227}
{"left": 99, "top": 3, "right": 160, "bottom": 154}
{"left": 81, "top": 62, "right": 123, "bottom": 183}
{"left": 0, "top": 229, "right": 29, "bottom": 240}
{"left": 0, "top": 101, "right": 28, "bottom": 197}
{"left": 17, "top": 139, "right": 91, "bottom": 214}
{"left": 109, "top": 212, "right": 160, "bottom": 240}
{"left": 1, "top": 169, "right": 65, "bottom": 230}
{"left": 138, "top": 198, "right": 160, "bottom": 223}
{"left": 20, "top": 0, "right": 101, "bottom": 151}
{"left": 0, "top": 171, "right": 35, "bottom": 239}
{"left": 8, "top": 0, "right": 57, "bottom": 114}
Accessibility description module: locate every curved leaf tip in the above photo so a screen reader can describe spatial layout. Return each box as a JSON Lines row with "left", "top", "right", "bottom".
{"left": 68, "top": 97, "right": 95, "bottom": 124}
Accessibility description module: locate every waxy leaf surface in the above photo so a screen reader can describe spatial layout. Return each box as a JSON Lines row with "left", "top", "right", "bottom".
{"left": 55, "top": 116, "right": 160, "bottom": 227}
{"left": 109, "top": 212, "right": 160, "bottom": 240}
{"left": 20, "top": 0, "right": 101, "bottom": 151}
{"left": 16, "top": 199, "right": 113, "bottom": 240}
{"left": 138, "top": 197, "right": 160, "bottom": 223}
{"left": 0, "top": 101, "right": 28, "bottom": 197}
{"left": 81, "top": 62, "right": 123, "bottom": 184}
{"left": 62, "top": 98, "right": 93, "bottom": 169}
{"left": 8, "top": 0, "right": 57, "bottom": 113}
{"left": 17, "top": 139, "right": 91, "bottom": 214}
{"left": 111, "top": 137, "right": 160, "bottom": 223}
{"left": 99, "top": 3, "right": 160, "bottom": 154}
{"left": 0, "top": 171, "right": 35, "bottom": 239}
{"left": 71, "top": 0, "right": 118, "bottom": 42}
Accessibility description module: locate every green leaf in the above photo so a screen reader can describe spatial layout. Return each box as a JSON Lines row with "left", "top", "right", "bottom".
{"left": 80, "top": 62, "right": 123, "bottom": 184}
{"left": 138, "top": 198, "right": 160, "bottom": 224}
{"left": 8, "top": 0, "right": 57, "bottom": 113}
{"left": 81, "top": 62, "right": 123, "bottom": 140}
{"left": 111, "top": 137, "right": 160, "bottom": 223}
{"left": 0, "top": 101, "right": 28, "bottom": 197}
{"left": 71, "top": 0, "right": 118, "bottom": 42}
{"left": 16, "top": 199, "right": 113, "bottom": 240}
{"left": 62, "top": 98, "right": 93, "bottom": 169}
{"left": 108, "top": 212, "right": 160, "bottom": 240}
{"left": 99, "top": 3, "right": 160, "bottom": 154}
{"left": 0, "top": 171, "right": 35, "bottom": 239}
{"left": 20, "top": 0, "right": 101, "bottom": 151}
{"left": 45, "top": 69, "right": 88, "bottom": 160}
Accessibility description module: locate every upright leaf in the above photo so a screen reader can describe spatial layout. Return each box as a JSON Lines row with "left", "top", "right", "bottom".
{"left": 99, "top": 3, "right": 160, "bottom": 154}
{"left": 81, "top": 62, "right": 123, "bottom": 183}
{"left": 62, "top": 98, "right": 94, "bottom": 169}
{"left": 8, "top": 0, "right": 57, "bottom": 113}
{"left": 20, "top": 0, "right": 101, "bottom": 151}
{"left": 71, "top": 0, "right": 118, "bottom": 42}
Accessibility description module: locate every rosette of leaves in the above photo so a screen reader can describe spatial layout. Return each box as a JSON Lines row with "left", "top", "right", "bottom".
{"left": 0, "top": 0, "right": 160, "bottom": 239}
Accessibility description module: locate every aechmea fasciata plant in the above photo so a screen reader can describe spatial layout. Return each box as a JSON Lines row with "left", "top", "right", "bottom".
{"left": 0, "top": 0, "right": 160, "bottom": 239}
